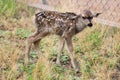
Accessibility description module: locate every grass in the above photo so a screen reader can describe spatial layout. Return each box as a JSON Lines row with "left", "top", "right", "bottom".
{"left": 0, "top": 1, "right": 120, "bottom": 80}
{"left": 16, "top": 28, "right": 31, "bottom": 39}
{"left": 0, "top": 0, "right": 16, "bottom": 17}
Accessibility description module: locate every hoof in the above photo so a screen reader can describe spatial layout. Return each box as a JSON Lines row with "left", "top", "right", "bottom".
{"left": 75, "top": 68, "right": 80, "bottom": 73}
{"left": 56, "top": 61, "right": 61, "bottom": 65}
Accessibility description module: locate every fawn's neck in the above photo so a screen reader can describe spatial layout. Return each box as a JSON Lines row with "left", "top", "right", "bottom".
{"left": 75, "top": 19, "right": 87, "bottom": 34}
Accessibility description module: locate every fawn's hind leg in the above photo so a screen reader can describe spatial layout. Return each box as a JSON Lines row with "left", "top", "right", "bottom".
{"left": 25, "top": 39, "right": 32, "bottom": 65}
{"left": 25, "top": 32, "right": 39, "bottom": 64}
{"left": 25, "top": 31, "right": 49, "bottom": 64}
{"left": 33, "top": 39, "right": 44, "bottom": 58}
{"left": 34, "top": 39, "right": 41, "bottom": 52}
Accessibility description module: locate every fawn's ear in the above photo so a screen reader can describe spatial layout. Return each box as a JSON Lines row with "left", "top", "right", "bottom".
{"left": 93, "top": 13, "right": 101, "bottom": 17}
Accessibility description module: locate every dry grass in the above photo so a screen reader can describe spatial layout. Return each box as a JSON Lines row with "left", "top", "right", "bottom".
{"left": 0, "top": 0, "right": 120, "bottom": 80}
{"left": 0, "top": 17, "right": 120, "bottom": 80}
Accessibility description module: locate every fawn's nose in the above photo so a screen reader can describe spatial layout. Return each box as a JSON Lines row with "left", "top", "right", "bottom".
{"left": 88, "top": 23, "right": 93, "bottom": 27}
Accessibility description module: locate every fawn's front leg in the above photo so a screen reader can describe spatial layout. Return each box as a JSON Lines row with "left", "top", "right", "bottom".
{"left": 56, "top": 37, "right": 65, "bottom": 65}
{"left": 25, "top": 38, "right": 32, "bottom": 65}
{"left": 65, "top": 37, "right": 79, "bottom": 72}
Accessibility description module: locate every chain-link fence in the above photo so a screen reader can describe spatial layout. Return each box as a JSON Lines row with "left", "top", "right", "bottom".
{"left": 77, "top": 0, "right": 120, "bottom": 27}
{"left": 26, "top": 0, "right": 120, "bottom": 27}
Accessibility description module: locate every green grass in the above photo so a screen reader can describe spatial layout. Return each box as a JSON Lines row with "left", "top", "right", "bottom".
{"left": 0, "top": 0, "right": 16, "bottom": 17}
{"left": 0, "top": 0, "right": 35, "bottom": 18}
{"left": 16, "top": 28, "right": 31, "bottom": 39}
{"left": 87, "top": 31, "right": 101, "bottom": 49}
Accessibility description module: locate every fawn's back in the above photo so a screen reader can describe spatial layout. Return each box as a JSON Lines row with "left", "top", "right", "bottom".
{"left": 34, "top": 11, "right": 78, "bottom": 36}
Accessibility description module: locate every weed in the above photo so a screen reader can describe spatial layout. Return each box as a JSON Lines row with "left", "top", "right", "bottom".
{"left": 61, "top": 54, "right": 70, "bottom": 64}
{"left": 30, "top": 51, "right": 37, "bottom": 58}
{"left": 16, "top": 28, "right": 31, "bottom": 39}
{"left": 52, "top": 65, "right": 66, "bottom": 80}
{"left": 23, "top": 64, "right": 35, "bottom": 80}
{"left": 76, "top": 45, "right": 82, "bottom": 53}
{"left": 87, "top": 31, "right": 101, "bottom": 49}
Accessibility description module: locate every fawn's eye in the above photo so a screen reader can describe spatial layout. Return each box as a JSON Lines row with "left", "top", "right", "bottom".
{"left": 82, "top": 16, "right": 93, "bottom": 20}
{"left": 82, "top": 17, "right": 87, "bottom": 19}
{"left": 88, "top": 17, "right": 93, "bottom": 19}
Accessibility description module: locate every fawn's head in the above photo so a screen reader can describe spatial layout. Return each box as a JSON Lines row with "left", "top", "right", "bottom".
{"left": 80, "top": 10, "right": 101, "bottom": 27}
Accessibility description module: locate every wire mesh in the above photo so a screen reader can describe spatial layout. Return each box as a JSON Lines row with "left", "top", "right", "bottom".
{"left": 79, "top": 0, "right": 120, "bottom": 26}
{"left": 27, "top": 0, "right": 120, "bottom": 27}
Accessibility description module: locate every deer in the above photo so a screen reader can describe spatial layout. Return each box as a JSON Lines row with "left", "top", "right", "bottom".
{"left": 25, "top": 9, "right": 101, "bottom": 72}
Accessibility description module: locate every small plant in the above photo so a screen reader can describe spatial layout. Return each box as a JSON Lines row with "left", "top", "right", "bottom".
{"left": 30, "top": 51, "right": 37, "bottom": 58}
{"left": 61, "top": 54, "right": 70, "bottom": 64}
{"left": 73, "top": 36, "right": 79, "bottom": 42}
{"left": 23, "top": 64, "right": 35, "bottom": 74}
{"left": 23, "top": 64, "right": 36, "bottom": 80}
{"left": 16, "top": 28, "right": 31, "bottom": 39}
{"left": 48, "top": 48, "right": 58, "bottom": 62}
{"left": 53, "top": 64, "right": 66, "bottom": 73}
{"left": 87, "top": 31, "right": 101, "bottom": 48}
{"left": 52, "top": 65, "right": 66, "bottom": 80}
{"left": 76, "top": 45, "right": 82, "bottom": 53}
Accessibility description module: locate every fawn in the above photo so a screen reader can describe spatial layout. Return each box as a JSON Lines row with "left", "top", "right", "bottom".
{"left": 25, "top": 10, "right": 101, "bottom": 72}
